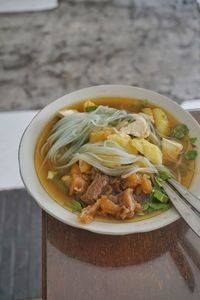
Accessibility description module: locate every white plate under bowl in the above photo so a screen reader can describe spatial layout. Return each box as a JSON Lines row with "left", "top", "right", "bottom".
{"left": 19, "top": 85, "right": 200, "bottom": 235}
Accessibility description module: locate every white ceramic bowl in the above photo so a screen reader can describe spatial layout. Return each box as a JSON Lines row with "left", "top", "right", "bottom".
{"left": 19, "top": 85, "right": 200, "bottom": 235}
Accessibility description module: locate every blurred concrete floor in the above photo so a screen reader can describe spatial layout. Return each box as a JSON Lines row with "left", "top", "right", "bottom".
{"left": 0, "top": 0, "right": 200, "bottom": 299}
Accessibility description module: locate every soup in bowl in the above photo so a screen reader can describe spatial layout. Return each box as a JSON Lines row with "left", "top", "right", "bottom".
{"left": 19, "top": 85, "right": 200, "bottom": 235}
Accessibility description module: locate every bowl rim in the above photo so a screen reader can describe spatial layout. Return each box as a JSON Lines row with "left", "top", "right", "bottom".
{"left": 18, "top": 85, "right": 200, "bottom": 235}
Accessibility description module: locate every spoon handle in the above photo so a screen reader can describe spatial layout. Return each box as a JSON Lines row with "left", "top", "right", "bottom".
{"left": 162, "top": 182, "right": 200, "bottom": 238}
{"left": 168, "top": 178, "right": 200, "bottom": 215}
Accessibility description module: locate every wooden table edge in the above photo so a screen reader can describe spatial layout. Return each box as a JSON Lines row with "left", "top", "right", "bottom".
{"left": 42, "top": 210, "right": 47, "bottom": 300}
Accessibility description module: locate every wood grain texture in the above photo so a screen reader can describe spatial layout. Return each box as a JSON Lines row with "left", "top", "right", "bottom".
{"left": 43, "top": 216, "right": 200, "bottom": 300}
{"left": 42, "top": 111, "right": 200, "bottom": 300}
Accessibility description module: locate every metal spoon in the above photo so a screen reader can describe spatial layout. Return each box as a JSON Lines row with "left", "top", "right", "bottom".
{"left": 162, "top": 179, "right": 200, "bottom": 238}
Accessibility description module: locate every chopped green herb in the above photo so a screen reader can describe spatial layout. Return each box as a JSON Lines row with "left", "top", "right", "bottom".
{"left": 86, "top": 105, "right": 98, "bottom": 112}
{"left": 184, "top": 149, "right": 198, "bottom": 160}
{"left": 159, "top": 171, "right": 171, "bottom": 181}
{"left": 56, "top": 179, "right": 68, "bottom": 193}
{"left": 154, "top": 172, "right": 170, "bottom": 189}
{"left": 68, "top": 200, "right": 82, "bottom": 213}
{"left": 141, "top": 99, "right": 149, "bottom": 107}
{"left": 142, "top": 201, "right": 150, "bottom": 211}
{"left": 190, "top": 137, "right": 197, "bottom": 146}
{"left": 154, "top": 176, "right": 163, "bottom": 187}
{"left": 152, "top": 188, "right": 169, "bottom": 203}
{"left": 47, "top": 170, "right": 57, "bottom": 180}
{"left": 171, "top": 124, "right": 189, "bottom": 139}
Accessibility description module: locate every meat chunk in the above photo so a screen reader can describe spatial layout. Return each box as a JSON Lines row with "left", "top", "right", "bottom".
{"left": 141, "top": 174, "right": 152, "bottom": 194}
{"left": 79, "top": 199, "right": 101, "bottom": 224}
{"left": 119, "top": 188, "right": 135, "bottom": 211}
{"left": 118, "top": 188, "right": 139, "bottom": 219}
{"left": 69, "top": 173, "right": 87, "bottom": 195}
{"left": 100, "top": 196, "right": 121, "bottom": 216}
{"left": 123, "top": 173, "right": 152, "bottom": 194}
{"left": 123, "top": 173, "right": 142, "bottom": 190}
{"left": 81, "top": 173, "right": 108, "bottom": 204}
{"left": 79, "top": 196, "right": 121, "bottom": 224}
{"left": 79, "top": 190, "right": 143, "bottom": 224}
{"left": 110, "top": 177, "right": 123, "bottom": 193}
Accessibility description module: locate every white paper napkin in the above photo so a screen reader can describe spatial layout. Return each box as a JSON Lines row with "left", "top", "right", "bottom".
{"left": 0, "top": 110, "right": 38, "bottom": 190}
{"left": 0, "top": 0, "right": 58, "bottom": 13}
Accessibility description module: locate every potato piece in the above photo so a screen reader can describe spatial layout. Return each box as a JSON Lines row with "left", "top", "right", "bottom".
{"left": 143, "top": 142, "right": 163, "bottom": 165}
{"left": 142, "top": 108, "right": 154, "bottom": 123}
{"left": 89, "top": 128, "right": 117, "bottom": 142}
{"left": 131, "top": 138, "right": 163, "bottom": 165}
{"left": 153, "top": 108, "right": 170, "bottom": 136}
{"left": 131, "top": 138, "right": 144, "bottom": 154}
{"left": 162, "top": 138, "right": 183, "bottom": 163}
{"left": 107, "top": 133, "right": 138, "bottom": 154}
{"left": 79, "top": 160, "right": 92, "bottom": 173}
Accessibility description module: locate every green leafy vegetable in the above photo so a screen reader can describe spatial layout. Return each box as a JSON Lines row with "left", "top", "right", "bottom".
{"left": 152, "top": 188, "right": 169, "bottom": 203}
{"left": 85, "top": 105, "right": 98, "bottom": 112}
{"left": 171, "top": 124, "right": 189, "bottom": 139}
{"left": 142, "top": 201, "right": 150, "bottom": 211}
{"left": 184, "top": 149, "right": 198, "bottom": 160}
{"left": 47, "top": 171, "right": 68, "bottom": 192}
{"left": 190, "top": 137, "right": 197, "bottom": 146}
{"left": 68, "top": 200, "right": 82, "bottom": 213}
{"left": 143, "top": 201, "right": 171, "bottom": 212}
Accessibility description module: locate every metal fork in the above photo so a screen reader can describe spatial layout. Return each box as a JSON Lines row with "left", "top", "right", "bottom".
{"left": 162, "top": 179, "right": 200, "bottom": 238}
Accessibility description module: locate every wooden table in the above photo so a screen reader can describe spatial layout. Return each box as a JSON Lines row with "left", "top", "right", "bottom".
{"left": 42, "top": 112, "right": 200, "bottom": 300}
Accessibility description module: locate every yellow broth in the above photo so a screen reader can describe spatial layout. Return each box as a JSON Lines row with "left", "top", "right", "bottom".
{"left": 35, "top": 97, "right": 195, "bottom": 222}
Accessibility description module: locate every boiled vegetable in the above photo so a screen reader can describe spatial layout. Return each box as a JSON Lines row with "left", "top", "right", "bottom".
{"left": 184, "top": 149, "right": 198, "bottom": 160}
{"left": 153, "top": 108, "right": 170, "bottom": 136}
{"left": 107, "top": 133, "right": 138, "bottom": 154}
{"left": 190, "top": 137, "right": 197, "bottom": 146}
{"left": 131, "top": 138, "right": 163, "bottom": 165}
{"left": 84, "top": 100, "right": 98, "bottom": 112}
{"left": 171, "top": 124, "right": 189, "bottom": 139}
{"left": 161, "top": 138, "right": 183, "bottom": 163}
{"left": 141, "top": 108, "right": 154, "bottom": 123}
{"left": 151, "top": 188, "right": 169, "bottom": 203}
